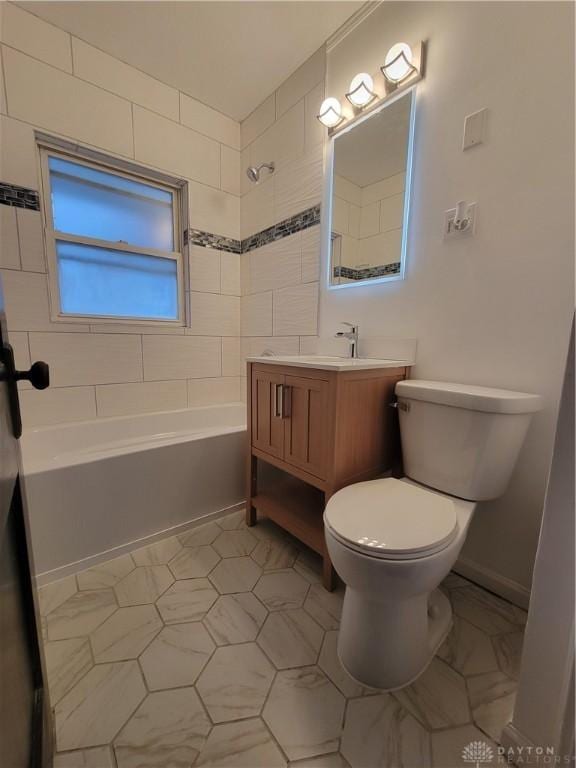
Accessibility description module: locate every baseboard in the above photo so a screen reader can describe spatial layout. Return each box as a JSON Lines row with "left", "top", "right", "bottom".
{"left": 36, "top": 501, "right": 246, "bottom": 587}
{"left": 454, "top": 555, "right": 531, "bottom": 610}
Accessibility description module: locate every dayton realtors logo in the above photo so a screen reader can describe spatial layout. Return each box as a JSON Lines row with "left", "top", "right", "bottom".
{"left": 462, "top": 740, "right": 574, "bottom": 766}
{"left": 462, "top": 741, "right": 494, "bottom": 768}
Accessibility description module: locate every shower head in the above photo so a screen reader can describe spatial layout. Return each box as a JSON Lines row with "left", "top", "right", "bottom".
{"left": 246, "top": 162, "right": 275, "bottom": 183}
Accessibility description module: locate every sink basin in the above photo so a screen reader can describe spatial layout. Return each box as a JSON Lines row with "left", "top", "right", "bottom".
{"left": 246, "top": 355, "right": 411, "bottom": 371}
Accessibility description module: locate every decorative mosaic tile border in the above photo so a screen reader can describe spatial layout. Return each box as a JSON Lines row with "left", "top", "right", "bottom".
{"left": 0, "top": 182, "right": 40, "bottom": 211}
{"left": 334, "top": 263, "right": 401, "bottom": 280}
{"left": 186, "top": 204, "right": 321, "bottom": 256}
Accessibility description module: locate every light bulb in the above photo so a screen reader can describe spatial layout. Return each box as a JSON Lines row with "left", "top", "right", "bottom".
{"left": 317, "top": 97, "right": 343, "bottom": 128}
{"left": 382, "top": 43, "right": 414, "bottom": 83}
{"left": 346, "top": 73, "right": 376, "bottom": 107}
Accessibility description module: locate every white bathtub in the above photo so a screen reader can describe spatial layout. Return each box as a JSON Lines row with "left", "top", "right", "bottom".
{"left": 21, "top": 404, "right": 247, "bottom": 579}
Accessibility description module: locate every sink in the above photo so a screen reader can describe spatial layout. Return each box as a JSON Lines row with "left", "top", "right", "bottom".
{"left": 246, "top": 355, "right": 411, "bottom": 371}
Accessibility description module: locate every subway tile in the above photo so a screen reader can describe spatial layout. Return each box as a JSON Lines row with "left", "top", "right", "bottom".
{"left": 188, "top": 180, "right": 240, "bottom": 240}
{"left": 189, "top": 246, "right": 221, "bottom": 294}
{"left": 240, "top": 252, "right": 250, "bottom": 296}
{"left": 333, "top": 175, "right": 361, "bottom": 207}
{"left": 250, "top": 100, "right": 305, "bottom": 170}
{"left": 241, "top": 336, "right": 300, "bottom": 363}
{"left": 17, "top": 208, "right": 45, "bottom": 272}
{"left": 221, "top": 337, "right": 241, "bottom": 377}
{"left": 220, "top": 146, "right": 241, "bottom": 196}
{"left": 305, "top": 81, "right": 325, "bottom": 151}
{"left": 0, "top": 116, "right": 40, "bottom": 189}
{"left": 240, "top": 146, "right": 252, "bottom": 197}
{"left": 299, "top": 336, "right": 319, "bottom": 355}
{"left": 273, "top": 282, "right": 318, "bottom": 336}
{"left": 241, "top": 178, "right": 275, "bottom": 240}
{"left": 142, "top": 335, "right": 220, "bottom": 381}
{"left": 361, "top": 172, "right": 405, "bottom": 206}
{"left": 359, "top": 202, "right": 380, "bottom": 239}
{"left": 241, "top": 94, "right": 275, "bottom": 149}
{"left": 358, "top": 229, "right": 402, "bottom": 267}
{"left": 72, "top": 39, "right": 179, "bottom": 120}
{"left": 276, "top": 48, "right": 326, "bottom": 117}
{"left": 187, "top": 377, "right": 241, "bottom": 406}
{"left": 301, "top": 226, "right": 320, "bottom": 283}
{"left": 220, "top": 252, "right": 241, "bottom": 296}
{"left": 0, "top": 206, "right": 20, "bottom": 269}
{"left": 247, "top": 233, "right": 301, "bottom": 295}
{"left": 4, "top": 48, "right": 133, "bottom": 158}
{"left": 187, "top": 292, "right": 240, "bottom": 337}
{"left": 379, "top": 192, "right": 405, "bottom": 233}
{"left": 180, "top": 94, "right": 240, "bottom": 150}
{"left": 88, "top": 323, "right": 184, "bottom": 335}
{"left": 348, "top": 203, "right": 360, "bottom": 239}
{"left": 134, "top": 106, "right": 219, "bottom": 187}
{"left": 0, "top": 270, "right": 84, "bottom": 332}
{"left": 241, "top": 292, "right": 273, "bottom": 337}
{"left": 332, "top": 196, "right": 349, "bottom": 235}
{"left": 2, "top": 5, "right": 72, "bottom": 72}
{"left": 20, "top": 386, "right": 96, "bottom": 428}
{"left": 96, "top": 380, "right": 187, "bottom": 418}
{"left": 10, "top": 331, "right": 30, "bottom": 369}
{"left": 29, "top": 332, "right": 142, "bottom": 387}
{"left": 274, "top": 144, "right": 323, "bottom": 222}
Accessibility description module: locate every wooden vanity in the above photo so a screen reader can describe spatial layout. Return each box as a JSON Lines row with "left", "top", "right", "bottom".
{"left": 246, "top": 356, "right": 410, "bottom": 590}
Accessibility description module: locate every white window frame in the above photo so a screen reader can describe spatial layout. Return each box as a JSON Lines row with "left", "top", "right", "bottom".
{"left": 38, "top": 139, "right": 187, "bottom": 326}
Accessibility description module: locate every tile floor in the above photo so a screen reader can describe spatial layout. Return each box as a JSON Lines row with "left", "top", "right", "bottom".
{"left": 38, "top": 510, "right": 527, "bottom": 768}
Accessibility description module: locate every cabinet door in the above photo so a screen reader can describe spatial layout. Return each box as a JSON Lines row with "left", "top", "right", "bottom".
{"left": 251, "top": 368, "right": 285, "bottom": 459}
{"left": 284, "top": 375, "right": 330, "bottom": 479}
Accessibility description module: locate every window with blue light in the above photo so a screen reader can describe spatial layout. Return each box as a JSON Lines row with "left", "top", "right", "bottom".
{"left": 43, "top": 150, "right": 182, "bottom": 322}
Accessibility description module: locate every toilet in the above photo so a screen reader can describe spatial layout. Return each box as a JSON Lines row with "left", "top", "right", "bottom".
{"left": 324, "top": 379, "right": 541, "bottom": 691}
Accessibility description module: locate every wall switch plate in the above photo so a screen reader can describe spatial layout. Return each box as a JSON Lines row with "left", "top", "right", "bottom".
{"left": 444, "top": 203, "right": 477, "bottom": 239}
{"left": 463, "top": 108, "right": 488, "bottom": 150}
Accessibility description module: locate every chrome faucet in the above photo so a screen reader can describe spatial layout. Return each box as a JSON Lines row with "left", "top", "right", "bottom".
{"left": 335, "top": 322, "right": 359, "bottom": 359}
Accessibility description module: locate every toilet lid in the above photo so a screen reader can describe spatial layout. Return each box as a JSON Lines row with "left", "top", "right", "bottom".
{"left": 324, "top": 478, "right": 458, "bottom": 559}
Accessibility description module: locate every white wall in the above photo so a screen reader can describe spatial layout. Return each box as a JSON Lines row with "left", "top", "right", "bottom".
{"left": 320, "top": 1, "right": 574, "bottom": 594}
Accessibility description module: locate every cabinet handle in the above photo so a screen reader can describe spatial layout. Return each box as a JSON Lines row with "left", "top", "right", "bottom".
{"left": 274, "top": 383, "right": 283, "bottom": 418}
{"left": 282, "top": 385, "right": 291, "bottom": 419}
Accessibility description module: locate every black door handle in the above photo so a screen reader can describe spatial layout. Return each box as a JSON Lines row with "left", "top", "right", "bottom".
{"left": 0, "top": 344, "right": 50, "bottom": 438}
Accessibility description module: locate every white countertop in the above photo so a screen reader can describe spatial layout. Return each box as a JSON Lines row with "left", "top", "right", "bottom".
{"left": 246, "top": 355, "right": 412, "bottom": 371}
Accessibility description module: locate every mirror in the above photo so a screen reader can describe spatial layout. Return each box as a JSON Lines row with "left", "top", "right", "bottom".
{"left": 328, "top": 90, "right": 414, "bottom": 287}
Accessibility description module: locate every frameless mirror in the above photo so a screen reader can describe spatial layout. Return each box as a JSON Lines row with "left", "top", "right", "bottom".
{"left": 328, "top": 90, "right": 414, "bottom": 287}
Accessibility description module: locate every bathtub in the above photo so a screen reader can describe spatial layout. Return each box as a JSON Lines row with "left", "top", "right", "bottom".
{"left": 21, "top": 403, "right": 247, "bottom": 579}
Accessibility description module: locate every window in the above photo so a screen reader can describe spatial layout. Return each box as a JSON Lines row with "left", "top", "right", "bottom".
{"left": 40, "top": 146, "right": 184, "bottom": 324}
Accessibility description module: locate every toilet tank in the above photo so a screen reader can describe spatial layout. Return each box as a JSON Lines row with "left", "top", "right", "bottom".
{"left": 395, "top": 380, "right": 542, "bottom": 501}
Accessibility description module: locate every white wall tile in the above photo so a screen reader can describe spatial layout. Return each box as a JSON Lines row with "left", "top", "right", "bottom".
{"left": 187, "top": 292, "right": 240, "bottom": 336}
{"left": 134, "top": 106, "right": 219, "bottom": 186}
{"left": 180, "top": 94, "right": 240, "bottom": 150}
{"left": 29, "top": 332, "right": 142, "bottom": 387}
{"left": 0, "top": 44, "right": 6, "bottom": 114}
{"left": 142, "top": 335, "right": 220, "bottom": 381}
{"left": 21, "top": 386, "right": 97, "bottom": 428}
{"left": 0, "top": 116, "right": 39, "bottom": 189}
{"left": 222, "top": 337, "right": 241, "bottom": 377}
{"left": 276, "top": 48, "right": 326, "bottom": 118}
{"left": 72, "top": 39, "right": 179, "bottom": 120}
{"left": 379, "top": 193, "right": 404, "bottom": 233}
{"left": 333, "top": 175, "right": 362, "bottom": 207}
{"left": 89, "top": 323, "right": 183, "bottom": 335}
{"left": 250, "top": 100, "right": 304, "bottom": 169}
{"left": 2, "top": 5, "right": 72, "bottom": 72}
{"left": 240, "top": 252, "right": 250, "bottom": 296}
{"left": 10, "top": 331, "right": 30, "bottom": 370}
{"left": 0, "top": 206, "right": 20, "bottom": 269}
{"left": 299, "top": 336, "right": 319, "bottom": 355}
{"left": 17, "top": 209, "right": 45, "bottom": 272}
{"left": 361, "top": 172, "right": 405, "bottom": 206}
{"left": 241, "top": 336, "right": 299, "bottom": 363}
{"left": 241, "top": 292, "right": 273, "bottom": 336}
{"left": 273, "top": 282, "right": 318, "bottom": 336}
{"left": 358, "top": 229, "right": 401, "bottom": 267}
{"left": 359, "top": 202, "right": 380, "bottom": 239}
{"left": 332, "top": 196, "right": 349, "bottom": 235}
{"left": 187, "top": 376, "right": 241, "bottom": 406}
{"left": 4, "top": 48, "right": 133, "bottom": 158}
{"left": 274, "top": 144, "right": 323, "bottom": 222}
{"left": 304, "top": 81, "right": 325, "bottom": 151}
{"left": 220, "top": 145, "right": 240, "bottom": 196}
{"left": 241, "top": 178, "right": 274, "bottom": 239}
{"left": 301, "top": 227, "right": 320, "bottom": 283}
{"left": 96, "top": 380, "right": 187, "bottom": 418}
{"left": 348, "top": 203, "right": 360, "bottom": 239}
{"left": 220, "top": 252, "right": 241, "bottom": 296}
{"left": 188, "top": 180, "right": 240, "bottom": 240}
{"left": 0, "top": 270, "right": 84, "bottom": 332}
{"left": 247, "top": 233, "right": 301, "bottom": 294}
{"left": 189, "top": 246, "right": 220, "bottom": 294}
{"left": 241, "top": 94, "right": 275, "bottom": 149}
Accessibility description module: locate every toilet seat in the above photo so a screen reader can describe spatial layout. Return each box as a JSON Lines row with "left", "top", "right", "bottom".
{"left": 324, "top": 478, "right": 459, "bottom": 560}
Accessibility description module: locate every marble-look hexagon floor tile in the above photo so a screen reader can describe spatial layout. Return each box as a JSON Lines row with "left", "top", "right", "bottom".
{"left": 90, "top": 605, "right": 162, "bottom": 662}
{"left": 289, "top": 754, "right": 350, "bottom": 768}
{"left": 393, "top": 658, "right": 471, "bottom": 730}
{"left": 450, "top": 587, "right": 527, "bottom": 636}
{"left": 114, "top": 687, "right": 211, "bottom": 768}
{"left": 114, "top": 566, "right": 174, "bottom": 606}
{"left": 209, "top": 556, "right": 262, "bottom": 594}
{"left": 139, "top": 623, "right": 215, "bottom": 691}
{"left": 55, "top": 661, "right": 146, "bottom": 751}
{"left": 303, "top": 584, "right": 343, "bottom": 630}
{"left": 254, "top": 569, "right": 309, "bottom": 611}
{"left": 213, "top": 529, "right": 258, "bottom": 557}
{"left": 77, "top": 555, "right": 134, "bottom": 590}
{"left": 195, "top": 718, "right": 287, "bottom": 767}
{"left": 293, "top": 550, "right": 323, "bottom": 585}
{"left": 263, "top": 667, "right": 345, "bottom": 761}
{"left": 341, "top": 694, "right": 431, "bottom": 768}
{"left": 318, "top": 631, "right": 365, "bottom": 698}
{"left": 47, "top": 589, "right": 118, "bottom": 641}
{"left": 179, "top": 521, "right": 221, "bottom": 547}
{"left": 156, "top": 578, "right": 218, "bottom": 624}
{"left": 204, "top": 593, "right": 267, "bottom": 645}
{"left": 252, "top": 537, "right": 299, "bottom": 571}
{"left": 54, "top": 746, "right": 115, "bottom": 767}
{"left": 492, "top": 631, "right": 524, "bottom": 679}
{"left": 38, "top": 575, "right": 78, "bottom": 617}
{"left": 44, "top": 637, "right": 93, "bottom": 705}
{"left": 467, "top": 671, "right": 517, "bottom": 742}
{"left": 168, "top": 546, "right": 220, "bottom": 579}
{"left": 217, "top": 510, "right": 247, "bottom": 530}
{"left": 132, "top": 537, "right": 182, "bottom": 566}
{"left": 437, "top": 617, "right": 499, "bottom": 677}
{"left": 258, "top": 609, "right": 324, "bottom": 669}
{"left": 196, "top": 643, "right": 275, "bottom": 722}
{"left": 441, "top": 572, "right": 473, "bottom": 591}
{"left": 431, "top": 724, "right": 498, "bottom": 767}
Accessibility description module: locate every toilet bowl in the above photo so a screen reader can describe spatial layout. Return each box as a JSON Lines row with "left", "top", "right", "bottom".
{"left": 324, "top": 379, "right": 541, "bottom": 691}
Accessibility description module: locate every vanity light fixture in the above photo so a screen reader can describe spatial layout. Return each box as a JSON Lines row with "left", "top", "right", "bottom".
{"left": 345, "top": 73, "right": 377, "bottom": 108}
{"left": 381, "top": 43, "right": 416, "bottom": 84}
{"left": 317, "top": 97, "right": 344, "bottom": 128}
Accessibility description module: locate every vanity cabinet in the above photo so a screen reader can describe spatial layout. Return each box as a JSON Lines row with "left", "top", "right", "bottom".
{"left": 246, "top": 361, "right": 409, "bottom": 589}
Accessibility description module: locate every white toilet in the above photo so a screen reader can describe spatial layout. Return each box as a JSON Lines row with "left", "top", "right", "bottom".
{"left": 324, "top": 379, "right": 541, "bottom": 691}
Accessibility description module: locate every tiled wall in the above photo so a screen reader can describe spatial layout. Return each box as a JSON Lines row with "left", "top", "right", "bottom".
{"left": 0, "top": 3, "right": 243, "bottom": 427}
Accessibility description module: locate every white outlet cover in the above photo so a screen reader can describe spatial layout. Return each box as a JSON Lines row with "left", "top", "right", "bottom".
{"left": 463, "top": 109, "right": 488, "bottom": 150}
{"left": 444, "top": 203, "right": 477, "bottom": 239}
